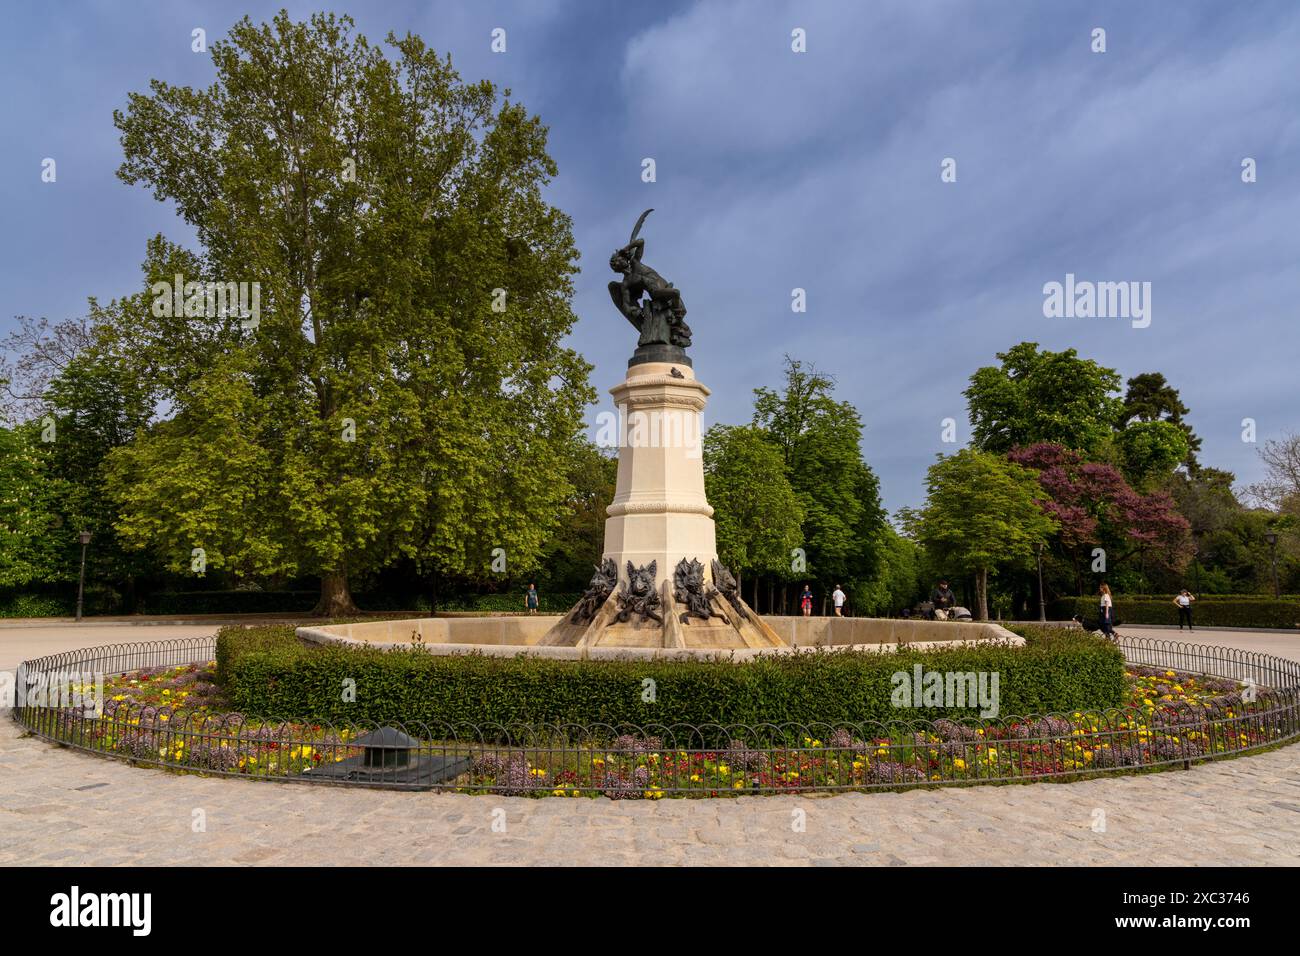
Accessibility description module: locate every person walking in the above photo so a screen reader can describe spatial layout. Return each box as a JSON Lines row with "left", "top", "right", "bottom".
{"left": 1098, "top": 583, "right": 1115, "bottom": 639}
{"left": 1173, "top": 589, "right": 1196, "bottom": 631}
{"left": 832, "top": 584, "right": 846, "bottom": 617}
{"left": 525, "top": 583, "right": 539, "bottom": 615}
{"left": 799, "top": 584, "right": 813, "bottom": 617}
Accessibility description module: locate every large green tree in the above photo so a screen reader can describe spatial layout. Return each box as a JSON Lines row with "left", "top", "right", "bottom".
{"left": 965, "top": 342, "right": 1122, "bottom": 457}
{"left": 1117, "top": 419, "right": 1189, "bottom": 492}
{"left": 703, "top": 424, "right": 804, "bottom": 592}
{"left": 0, "top": 421, "right": 63, "bottom": 589}
{"left": 752, "top": 357, "right": 885, "bottom": 609}
{"left": 906, "top": 449, "right": 1058, "bottom": 620}
{"left": 106, "top": 13, "right": 592, "bottom": 613}
{"left": 536, "top": 439, "right": 618, "bottom": 593}
{"left": 1120, "top": 372, "right": 1201, "bottom": 469}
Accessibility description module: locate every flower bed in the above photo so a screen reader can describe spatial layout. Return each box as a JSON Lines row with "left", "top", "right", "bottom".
{"left": 16, "top": 635, "right": 1297, "bottom": 797}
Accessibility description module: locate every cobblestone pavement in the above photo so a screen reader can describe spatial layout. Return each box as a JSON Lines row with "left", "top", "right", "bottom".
{"left": 3, "top": 717, "right": 1299, "bottom": 865}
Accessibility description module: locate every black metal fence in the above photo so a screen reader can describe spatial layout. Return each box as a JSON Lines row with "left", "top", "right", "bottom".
{"left": 11, "top": 634, "right": 1300, "bottom": 795}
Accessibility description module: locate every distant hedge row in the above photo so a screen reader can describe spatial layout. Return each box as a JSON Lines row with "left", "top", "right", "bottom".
{"left": 0, "top": 588, "right": 120, "bottom": 618}
{"left": 1048, "top": 596, "right": 1299, "bottom": 629}
{"left": 0, "top": 588, "right": 582, "bottom": 617}
{"left": 214, "top": 624, "right": 1126, "bottom": 731}
{"left": 1105, "top": 593, "right": 1298, "bottom": 602}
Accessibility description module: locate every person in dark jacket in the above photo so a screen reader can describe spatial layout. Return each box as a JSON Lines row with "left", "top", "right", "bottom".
{"left": 930, "top": 579, "right": 955, "bottom": 620}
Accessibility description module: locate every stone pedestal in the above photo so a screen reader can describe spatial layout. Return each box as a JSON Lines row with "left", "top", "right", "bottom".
{"left": 540, "top": 359, "right": 785, "bottom": 650}
{"left": 602, "top": 361, "right": 717, "bottom": 579}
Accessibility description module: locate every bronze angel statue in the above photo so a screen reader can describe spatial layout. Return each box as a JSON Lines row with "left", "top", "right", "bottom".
{"left": 608, "top": 209, "right": 692, "bottom": 349}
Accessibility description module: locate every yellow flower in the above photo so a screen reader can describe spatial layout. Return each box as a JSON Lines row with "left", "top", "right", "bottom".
{"left": 732, "top": 781, "right": 744, "bottom": 789}
{"left": 953, "top": 759, "right": 966, "bottom": 771}
{"left": 644, "top": 787, "right": 665, "bottom": 800}
{"left": 591, "top": 757, "right": 605, "bottom": 767}
{"left": 690, "top": 773, "right": 701, "bottom": 782}
{"left": 717, "top": 764, "right": 729, "bottom": 775}
{"left": 529, "top": 768, "right": 547, "bottom": 777}
{"left": 852, "top": 760, "right": 864, "bottom": 771}
{"left": 875, "top": 747, "right": 888, "bottom": 757}
{"left": 552, "top": 788, "right": 568, "bottom": 796}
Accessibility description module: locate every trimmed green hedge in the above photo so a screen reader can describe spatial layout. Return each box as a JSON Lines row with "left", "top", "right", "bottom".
{"left": 0, "top": 587, "right": 121, "bottom": 618}
{"left": 142, "top": 590, "right": 319, "bottom": 615}
{"left": 215, "top": 624, "right": 1126, "bottom": 730}
{"left": 433, "top": 592, "right": 581, "bottom": 614}
{"left": 141, "top": 589, "right": 580, "bottom": 616}
{"left": 1111, "top": 593, "right": 1298, "bottom": 602}
{"left": 1048, "top": 596, "right": 1299, "bottom": 629}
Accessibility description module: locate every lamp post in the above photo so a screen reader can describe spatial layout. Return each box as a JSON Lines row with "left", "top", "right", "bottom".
{"left": 75, "top": 531, "right": 92, "bottom": 623}
{"left": 1265, "top": 530, "right": 1280, "bottom": 599}
{"left": 1036, "top": 542, "right": 1047, "bottom": 623}
{"left": 1192, "top": 545, "right": 1200, "bottom": 593}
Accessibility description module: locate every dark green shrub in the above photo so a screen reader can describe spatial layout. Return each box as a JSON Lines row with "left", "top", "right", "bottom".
{"left": 141, "top": 590, "right": 319, "bottom": 615}
{"left": 1048, "top": 596, "right": 1299, "bottom": 628}
{"left": 0, "top": 587, "right": 121, "bottom": 618}
{"left": 433, "top": 592, "right": 581, "bottom": 613}
{"left": 216, "top": 624, "right": 1126, "bottom": 733}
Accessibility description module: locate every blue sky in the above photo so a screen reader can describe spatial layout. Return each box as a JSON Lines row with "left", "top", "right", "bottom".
{"left": 2, "top": 0, "right": 1297, "bottom": 513}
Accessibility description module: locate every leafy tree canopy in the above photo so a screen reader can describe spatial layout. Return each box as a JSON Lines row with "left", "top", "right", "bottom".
{"left": 752, "top": 357, "right": 885, "bottom": 585}
{"left": 904, "top": 448, "right": 1057, "bottom": 619}
{"left": 104, "top": 12, "right": 593, "bottom": 613}
{"left": 965, "top": 342, "right": 1122, "bottom": 457}
{"left": 703, "top": 424, "right": 803, "bottom": 581}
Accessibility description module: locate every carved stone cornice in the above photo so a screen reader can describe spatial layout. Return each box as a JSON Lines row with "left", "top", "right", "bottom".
{"left": 606, "top": 499, "right": 715, "bottom": 518}
{"left": 617, "top": 394, "right": 707, "bottom": 411}
{"left": 610, "top": 375, "right": 711, "bottom": 396}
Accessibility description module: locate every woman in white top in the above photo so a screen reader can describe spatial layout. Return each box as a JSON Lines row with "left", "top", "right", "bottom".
{"left": 1173, "top": 590, "right": 1195, "bottom": 631}
{"left": 1098, "top": 583, "right": 1115, "bottom": 638}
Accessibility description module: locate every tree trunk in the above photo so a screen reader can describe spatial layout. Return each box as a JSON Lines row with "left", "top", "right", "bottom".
{"left": 975, "top": 567, "right": 989, "bottom": 621}
{"left": 428, "top": 569, "right": 442, "bottom": 615}
{"left": 780, "top": 583, "right": 788, "bottom": 616}
{"left": 751, "top": 575, "right": 759, "bottom": 611}
{"left": 314, "top": 569, "right": 359, "bottom": 617}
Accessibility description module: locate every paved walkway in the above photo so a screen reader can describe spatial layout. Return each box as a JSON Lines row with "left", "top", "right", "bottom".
{"left": 2, "top": 717, "right": 1298, "bottom": 865}
{"left": 2, "top": 621, "right": 1299, "bottom": 865}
